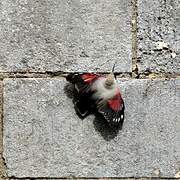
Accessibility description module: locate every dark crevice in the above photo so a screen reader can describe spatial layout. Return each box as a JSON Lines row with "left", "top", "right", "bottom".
{"left": 0, "top": 81, "right": 7, "bottom": 178}
{"left": 0, "top": 72, "right": 132, "bottom": 79}
{"left": 7, "top": 177, "right": 178, "bottom": 179}
{"left": 132, "top": 0, "right": 139, "bottom": 78}
{"left": 0, "top": 71, "right": 179, "bottom": 80}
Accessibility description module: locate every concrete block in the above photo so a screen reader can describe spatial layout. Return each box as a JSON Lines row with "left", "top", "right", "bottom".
{"left": 137, "top": 0, "right": 180, "bottom": 73}
{"left": 0, "top": 0, "right": 132, "bottom": 73}
{"left": 3, "top": 78, "right": 180, "bottom": 178}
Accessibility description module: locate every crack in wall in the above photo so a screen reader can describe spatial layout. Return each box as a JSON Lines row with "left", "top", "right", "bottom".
{"left": 6, "top": 177, "right": 179, "bottom": 180}
{"left": 0, "top": 72, "right": 179, "bottom": 80}
{"left": 0, "top": 81, "right": 7, "bottom": 179}
{"left": 132, "top": 0, "right": 138, "bottom": 78}
{"left": 0, "top": 72, "right": 132, "bottom": 80}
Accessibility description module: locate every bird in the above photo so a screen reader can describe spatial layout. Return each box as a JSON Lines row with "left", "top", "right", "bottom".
{"left": 66, "top": 64, "right": 125, "bottom": 129}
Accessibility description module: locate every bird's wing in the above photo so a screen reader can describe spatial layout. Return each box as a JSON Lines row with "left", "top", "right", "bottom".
{"left": 66, "top": 73, "right": 100, "bottom": 94}
{"left": 97, "top": 91, "right": 125, "bottom": 127}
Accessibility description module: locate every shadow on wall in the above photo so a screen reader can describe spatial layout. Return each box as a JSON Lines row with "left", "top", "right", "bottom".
{"left": 64, "top": 83, "right": 119, "bottom": 141}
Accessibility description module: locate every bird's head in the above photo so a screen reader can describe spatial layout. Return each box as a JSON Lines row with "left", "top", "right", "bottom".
{"left": 105, "top": 73, "right": 115, "bottom": 88}
{"left": 105, "top": 62, "right": 117, "bottom": 88}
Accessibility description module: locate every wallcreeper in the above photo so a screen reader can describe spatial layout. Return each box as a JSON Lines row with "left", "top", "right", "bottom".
{"left": 66, "top": 64, "right": 125, "bottom": 129}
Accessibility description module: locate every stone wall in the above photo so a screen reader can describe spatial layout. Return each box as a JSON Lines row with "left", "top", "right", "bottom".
{"left": 0, "top": 0, "right": 179, "bottom": 179}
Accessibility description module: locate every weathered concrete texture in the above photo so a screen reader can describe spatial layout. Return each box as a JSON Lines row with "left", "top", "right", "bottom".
{"left": 3, "top": 78, "right": 180, "bottom": 178}
{"left": 0, "top": 0, "right": 131, "bottom": 73}
{"left": 0, "top": 81, "right": 5, "bottom": 178}
{"left": 137, "top": 0, "right": 180, "bottom": 73}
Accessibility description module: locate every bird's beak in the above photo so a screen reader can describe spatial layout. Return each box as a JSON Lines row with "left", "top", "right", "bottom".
{"left": 112, "top": 62, "right": 116, "bottom": 73}
{"left": 111, "top": 62, "right": 117, "bottom": 79}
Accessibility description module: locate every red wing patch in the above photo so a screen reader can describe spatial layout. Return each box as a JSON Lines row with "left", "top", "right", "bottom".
{"left": 81, "top": 73, "right": 100, "bottom": 84}
{"left": 97, "top": 91, "right": 125, "bottom": 128}
{"left": 108, "top": 92, "right": 123, "bottom": 111}
{"left": 69, "top": 73, "right": 100, "bottom": 94}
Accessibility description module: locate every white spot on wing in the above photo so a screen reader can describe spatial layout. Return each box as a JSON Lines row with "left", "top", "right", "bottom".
{"left": 121, "top": 114, "right": 124, "bottom": 119}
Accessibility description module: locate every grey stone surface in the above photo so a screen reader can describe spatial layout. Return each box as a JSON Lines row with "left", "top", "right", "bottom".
{"left": 0, "top": 0, "right": 132, "bottom": 73}
{"left": 3, "top": 78, "right": 180, "bottom": 178}
{"left": 137, "top": 0, "right": 180, "bottom": 73}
